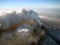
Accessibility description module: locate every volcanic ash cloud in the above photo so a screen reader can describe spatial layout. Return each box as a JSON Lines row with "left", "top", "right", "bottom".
{"left": 0, "top": 8, "right": 43, "bottom": 30}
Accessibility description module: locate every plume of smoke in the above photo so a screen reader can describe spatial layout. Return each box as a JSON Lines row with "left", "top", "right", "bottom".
{"left": 0, "top": 8, "right": 43, "bottom": 30}
{"left": 0, "top": 8, "right": 45, "bottom": 45}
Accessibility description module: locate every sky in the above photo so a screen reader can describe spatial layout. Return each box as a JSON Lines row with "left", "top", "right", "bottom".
{"left": 0, "top": 0, "right": 60, "bottom": 9}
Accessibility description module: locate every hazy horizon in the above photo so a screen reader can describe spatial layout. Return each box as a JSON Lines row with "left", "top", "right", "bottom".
{"left": 0, "top": 0, "right": 60, "bottom": 9}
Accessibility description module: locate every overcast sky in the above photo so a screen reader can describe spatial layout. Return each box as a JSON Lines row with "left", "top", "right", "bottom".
{"left": 0, "top": 0, "right": 60, "bottom": 9}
